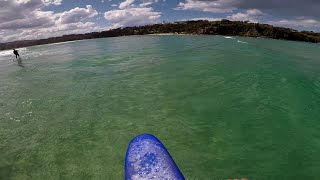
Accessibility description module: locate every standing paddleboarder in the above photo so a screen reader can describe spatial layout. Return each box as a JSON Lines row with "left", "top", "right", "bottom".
{"left": 13, "top": 49, "right": 22, "bottom": 64}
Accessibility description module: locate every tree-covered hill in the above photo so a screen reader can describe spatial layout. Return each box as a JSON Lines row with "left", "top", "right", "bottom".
{"left": 1, "top": 20, "right": 319, "bottom": 50}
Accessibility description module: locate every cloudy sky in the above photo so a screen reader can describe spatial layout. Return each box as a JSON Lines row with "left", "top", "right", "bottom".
{"left": 0, "top": 0, "right": 319, "bottom": 42}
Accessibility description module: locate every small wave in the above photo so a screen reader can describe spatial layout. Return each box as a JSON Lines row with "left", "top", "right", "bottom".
{"left": 237, "top": 40, "right": 249, "bottom": 44}
{"left": 150, "top": 33, "right": 176, "bottom": 36}
{"left": 46, "top": 41, "right": 79, "bottom": 46}
{"left": 18, "top": 47, "right": 27, "bottom": 51}
{"left": 0, "top": 50, "right": 13, "bottom": 56}
{"left": 0, "top": 47, "right": 28, "bottom": 59}
{"left": 224, "top": 36, "right": 235, "bottom": 39}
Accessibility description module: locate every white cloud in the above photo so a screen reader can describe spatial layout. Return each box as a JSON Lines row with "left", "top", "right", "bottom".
{"left": 104, "top": 0, "right": 163, "bottom": 28}
{"left": 104, "top": 7, "right": 161, "bottom": 28}
{"left": 19, "top": 22, "right": 97, "bottom": 40}
{"left": 58, "top": 5, "right": 98, "bottom": 24}
{"left": 227, "top": 9, "right": 264, "bottom": 22}
{"left": 268, "top": 18, "right": 320, "bottom": 30}
{"left": 189, "top": 17, "right": 222, "bottom": 21}
{"left": 42, "top": 0, "right": 63, "bottom": 5}
{"left": 0, "top": 0, "right": 99, "bottom": 42}
{"left": 140, "top": 0, "right": 162, "bottom": 7}
{"left": 119, "top": 0, "right": 135, "bottom": 9}
{"left": 175, "top": 0, "right": 235, "bottom": 13}
{"left": 176, "top": 0, "right": 320, "bottom": 21}
{"left": 0, "top": 11, "right": 55, "bottom": 30}
{"left": 174, "top": 0, "right": 320, "bottom": 31}
{"left": 0, "top": 0, "right": 55, "bottom": 30}
{"left": 0, "top": 0, "right": 40, "bottom": 22}
{"left": 139, "top": 2, "right": 153, "bottom": 7}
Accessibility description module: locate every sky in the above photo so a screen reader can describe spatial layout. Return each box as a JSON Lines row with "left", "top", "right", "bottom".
{"left": 0, "top": 0, "right": 319, "bottom": 42}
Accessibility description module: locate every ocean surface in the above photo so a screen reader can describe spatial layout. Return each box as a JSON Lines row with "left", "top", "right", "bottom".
{"left": 0, "top": 35, "right": 320, "bottom": 179}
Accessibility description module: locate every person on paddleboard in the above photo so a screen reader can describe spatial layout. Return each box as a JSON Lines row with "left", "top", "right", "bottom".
{"left": 13, "top": 49, "right": 22, "bottom": 64}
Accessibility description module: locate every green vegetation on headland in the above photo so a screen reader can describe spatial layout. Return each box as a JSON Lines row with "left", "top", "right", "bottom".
{"left": 1, "top": 20, "right": 320, "bottom": 50}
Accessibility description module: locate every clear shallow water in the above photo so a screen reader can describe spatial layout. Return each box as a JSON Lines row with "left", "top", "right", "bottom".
{"left": 1, "top": 35, "right": 320, "bottom": 179}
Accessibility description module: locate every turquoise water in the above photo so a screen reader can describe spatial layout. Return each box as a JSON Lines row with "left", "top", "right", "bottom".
{"left": 1, "top": 35, "right": 320, "bottom": 179}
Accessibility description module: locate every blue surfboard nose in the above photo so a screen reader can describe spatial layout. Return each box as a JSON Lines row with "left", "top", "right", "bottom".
{"left": 125, "top": 134, "right": 185, "bottom": 180}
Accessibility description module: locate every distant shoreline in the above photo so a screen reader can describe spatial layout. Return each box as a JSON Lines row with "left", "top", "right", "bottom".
{"left": 149, "top": 33, "right": 189, "bottom": 36}
{"left": 1, "top": 20, "right": 319, "bottom": 50}
{"left": 149, "top": 33, "right": 177, "bottom": 35}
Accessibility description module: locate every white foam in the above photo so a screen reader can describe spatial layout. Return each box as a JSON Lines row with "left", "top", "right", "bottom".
{"left": 150, "top": 33, "right": 176, "bottom": 36}
{"left": 0, "top": 47, "right": 29, "bottom": 62}
{"left": 46, "top": 41, "right": 75, "bottom": 46}
{"left": 0, "top": 50, "right": 13, "bottom": 56}
{"left": 237, "top": 40, "right": 249, "bottom": 44}
{"left": 224, "top": 36, "right": 235, "bottom": 39}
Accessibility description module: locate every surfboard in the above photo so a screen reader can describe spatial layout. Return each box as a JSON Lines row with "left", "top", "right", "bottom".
{"left": 125, "top": 134, "right": 185, "bottom": 180}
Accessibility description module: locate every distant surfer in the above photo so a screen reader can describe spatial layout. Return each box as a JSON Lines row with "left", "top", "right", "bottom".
{"left": 13, "top": 49, "right": 22, "bottom": 64}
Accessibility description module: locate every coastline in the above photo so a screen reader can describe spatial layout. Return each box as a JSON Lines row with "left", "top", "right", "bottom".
{"left": 1, "top": 20, "right": 319, "bottom": 50}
